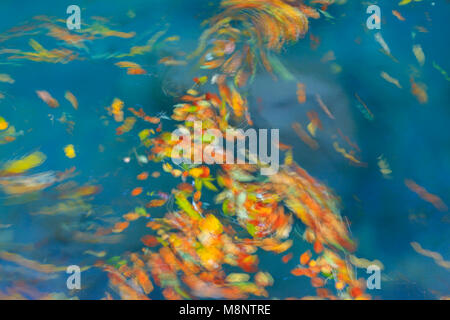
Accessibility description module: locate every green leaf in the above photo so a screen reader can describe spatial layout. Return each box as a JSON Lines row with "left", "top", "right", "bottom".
{"left": 194, "top": 178, "right": 203, "bottom": 191}
{"left": 203, "top": 180, "right": 218, "bottom": 192}
{"left": 222, "top": 199, "right": 234, "bottom": 216}
{"left": 246, "top": 223, "right": 256, "bottom": 237}
{"left": 135, "top": 207, "right": 147, "bottom": 216}
{"left": 175, "top": 193, "right": 202, "bottom": 220}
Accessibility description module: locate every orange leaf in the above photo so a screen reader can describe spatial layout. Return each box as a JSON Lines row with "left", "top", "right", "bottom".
{"left": 311, "top": 277, "right": 324, "bottom": 288}
{"left": 313, "top": 241, "right": 323, "bottom": 254}
{"left": 282, "top": 253, "right": 293, "bottom": 264}
{"left": 113, "top": 221, "right": 129, "bottom": 233}
{"left": 131, "top": 187, "right": 143, "bottom": 196}
{"left": 145, "top": 199, "right": 167, "bottom": 208}
{"left": 123, "top": 212, "right": 140, "bottom": 221}
{"left": 137, "top": 172, "right": 149, "bottom": 180}
{"left": 141, "top": 235, "right": 159, "bottom": 247}
{"left": 300, "top": 250, "right": 312, "bottom": 265}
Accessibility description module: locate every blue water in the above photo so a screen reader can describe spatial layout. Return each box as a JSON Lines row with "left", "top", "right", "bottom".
{"left": 0, "top": 0, "right": 448, "bottom": 299}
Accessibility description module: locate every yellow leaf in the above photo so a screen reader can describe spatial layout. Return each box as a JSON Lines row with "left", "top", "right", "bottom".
{"left": 64, "top": 144, "right": 76, "bottom": 158}
{"left": 2, "top": 152, "right": 46, "bottom": 175}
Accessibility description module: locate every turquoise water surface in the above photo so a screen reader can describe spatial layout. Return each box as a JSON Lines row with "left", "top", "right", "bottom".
{"left": 0, "top": 0, "right": 449, "bottom": 300}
